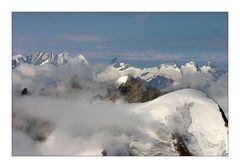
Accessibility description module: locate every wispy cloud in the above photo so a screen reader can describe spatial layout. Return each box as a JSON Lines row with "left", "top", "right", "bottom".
{"left": 199, "top": 51, "right": 227, "bottom": 61}
{"left": 84, "top": 49, "right": 227, "bottom": 63}
{"left": 59, "top": 34, "right": 109, "bottom": 43}
{"left": 132, "top": 13, "right": 151, "bottom": 22}
{"left": 94, "top": 46, "right": 112, "bottom": 49}
{"left": 120, "top": 50, "right": 184, "bottom": 60}
{"left": 207, "top": 38, "right": 227, "bottom": 49}
{"left": 15, "top": 36, "right": 39, "bottom": 44}
{"left": 84, "top": 50, "right": 185, "bottom": 61}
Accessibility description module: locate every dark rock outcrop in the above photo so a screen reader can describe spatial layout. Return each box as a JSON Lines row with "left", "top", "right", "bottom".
{"left": 147, "top": 75, "right": 173, "bottom": 90}
{"left": 205, "top": 95, "right": 228, "bottom": 127}
{"left": 21, "top": 88, "right": 29, "bottom": 95}
{"left": 118, "top": 76, "right": 166, "bottom": 103}
{"left": 218, "top": 105, "right": 228, "bottom": 127}
{"left": 110, "top": 57, "right": 119, "bottom": 65}
{"left": 172, "top": 134, "right": 193, "bottom": 156}
{"left": 92, "top": 76, "right": 167, "bottom": 103}
{"left": 101, "top": 149, "right": 107, "bottom": 156}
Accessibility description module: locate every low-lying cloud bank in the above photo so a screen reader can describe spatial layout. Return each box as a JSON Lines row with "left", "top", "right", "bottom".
{"left": 12, "top": 63, "right": 144, "bottom": 155}
{"left": 13, "top": 95, "right": 144, "bottom": 155}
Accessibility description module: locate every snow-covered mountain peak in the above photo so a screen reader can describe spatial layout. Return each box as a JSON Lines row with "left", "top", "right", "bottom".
{"left": 181, "top": 61, "right": 199, "bottom": 74}
{"left": 12, "top": 51, "right": 90, "bottom": 68}
{"left": 200, "top": 62, "right": 226, "bottom": 79}
{"left": 200, "top": 62, "right": 221, "bottom": 72}
{"left": 13, "top": 54, "right": 23, "bottom": 59}
{"left": 204, "top": 62, "right": 215, "bottom": 68}
{"left": 158, "top": 63, "right": 182, "bottom": 79}
{"left": 110, "top": 57, "right": 120, "bottom": 64}
{"left": 56, "top": 52, "right": 69, "bottom": 66}
{"left": 159, "top": 63, "right": 178, "bottom": 69}
{"left": 184, "top": 61, "right": 197, "bottom": 66}
{"left": 112, "top": 61, "right": 131, "bottom": 71}
{"left": 12, "top": 54, "right": 25, "bottom": 63}
{"left": 12, "top": 54, "right": 30, "bottom": 68}
{"left": 116, "top": 75, "right": 129, "bottom": 86}
{"left": 30, "top": 51, "right": 66, "bottom": 66}
{"left": 71, "top": 54, "right": 89, "bottom": 65}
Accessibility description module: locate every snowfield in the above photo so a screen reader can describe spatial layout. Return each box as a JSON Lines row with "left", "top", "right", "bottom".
{"left": 131, "top": 89, "right": 228, "bottom": 156}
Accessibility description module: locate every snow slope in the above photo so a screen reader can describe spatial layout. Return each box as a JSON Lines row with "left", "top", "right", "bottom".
{"left": 130, "top": 89, "right": 228, "bottom": 156}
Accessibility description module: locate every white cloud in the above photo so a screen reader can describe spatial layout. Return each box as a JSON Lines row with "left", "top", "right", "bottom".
{"left": 132, "top": 13, "right": 151, "bottom": 22}
{"left": 84, "top": 49, "right": 227, "bottom": 64}
{"left": 59, "top": 34, "right": 109, "bottom": 43}
{"left": 199, "top": 51, "right": 228, "bottom": 62}
{"left": 85, "top": 50, "right": 185, "bottom": 62}
{"left": 14, "top": 36, "right": 39, "bottom": 45}
{"left": 94, "top": 45, "right": 112, "bottom": 49}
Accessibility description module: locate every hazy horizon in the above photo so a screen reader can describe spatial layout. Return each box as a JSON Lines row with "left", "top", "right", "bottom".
{"left": 12, "top": 12, "right": 228, "bottom": 69}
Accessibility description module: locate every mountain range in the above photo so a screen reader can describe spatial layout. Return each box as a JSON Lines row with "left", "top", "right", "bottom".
{"left": 12, "top": 52, "right": 226, "bottom": 91}
{"left": 12, "top": 51, "right": 88, "bottom": 68}
{"left": 99, "top": 57, "right": 226, "bottom": 82}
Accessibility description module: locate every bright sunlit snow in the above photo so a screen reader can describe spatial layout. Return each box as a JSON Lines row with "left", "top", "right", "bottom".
{"left": 116, "top": 76, "right": 129, "bottom": 86}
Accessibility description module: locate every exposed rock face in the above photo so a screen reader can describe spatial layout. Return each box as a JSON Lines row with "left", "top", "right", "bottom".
{"left": 99, "top": 76, "right": 166, "bottom": 103}
{"left": 21, "top": 88, "right": 29, "bottom": 95}
{"left": 110, "top": 57, "right": 119, "bottom": 65}
{"left": 206, "top": 95, "right": 228, "bottom": 127}
{"left": 147, "top": 75, "right": 174, "bottom": 90}
{"left": 218, "top": 105, "right": 228, "bottom": 127}
{"left": 172, "top": 134, "right": 193, "bottom": 156}
{"left": 118, "top": 76, "right": 166, "bottom": 103}
{"left": 101, "top": 149, "right": 107, "bottom": 156}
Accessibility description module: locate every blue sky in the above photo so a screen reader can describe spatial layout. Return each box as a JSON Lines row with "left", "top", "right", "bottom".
{"left": 12, "top": 12, "right": 228, "bottom": 68}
